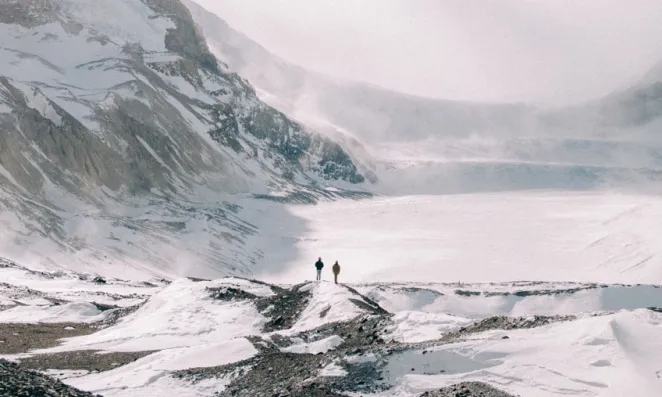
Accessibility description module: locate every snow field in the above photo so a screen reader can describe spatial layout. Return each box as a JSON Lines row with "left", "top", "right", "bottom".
{"left": 43, "top": 279, "right": 265, "bottom": 352}
{"left": 358, "top": 283, "right": 662, "bottom": 319}
{"left": 66, "top": 338, "right": 257, "bottom": 395}
{"left": 256, "top": 191, "right": 662, "bottom": 285}
{"left": 385, "top": 311, "right": 472, "bottom": 343}
{"left": 289, "top": 281, "right": 368, "bottom": 333}
{"left": 382, "top": 310, "right": 662, "bottom": 397}
{"left": 0, "top": 268, "right": 135, "bottom": 294}
{"left": 0, "top": 302, "right": 106, "bottom": 324}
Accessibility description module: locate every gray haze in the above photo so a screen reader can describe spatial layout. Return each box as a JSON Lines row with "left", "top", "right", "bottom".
{"left": 193, "top": 0, "right": 662, "bottom": 104}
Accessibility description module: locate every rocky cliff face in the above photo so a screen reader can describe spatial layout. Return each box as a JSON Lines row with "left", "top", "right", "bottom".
{"left": 0, "top": 0, "right": 365, "bottom": 279}
{"left": 0, "top": 0, "right": 363, "bottom": 198}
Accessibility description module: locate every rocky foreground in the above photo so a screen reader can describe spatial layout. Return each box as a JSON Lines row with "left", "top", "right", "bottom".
{"left": 0, "top": 280, "right": 525, "bottom": 397}
{"left": 3, "top": 258, "right": 662, "bottom": 396}
{"left": 0, "top": 356, "right": 511, "bottom": 397}
{"left": 0, "top": 359, "right": 101, "bottom": 397}
{"left": 0, "top": 259, "right": 533, "bottom": 396}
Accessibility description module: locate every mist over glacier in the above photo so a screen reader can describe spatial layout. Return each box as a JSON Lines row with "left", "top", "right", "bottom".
{"left": 191, "top": 0, "right": 662, "bottom": 104}
{"left": 188, "top": 0, "right": 662, "bottom": 199}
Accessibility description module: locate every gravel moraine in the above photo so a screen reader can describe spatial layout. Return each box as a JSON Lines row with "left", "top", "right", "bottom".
{"left": 421, "top": 381, "right": 520, "bottom": 396}
{"left": 18, "top": 350, "right": 155, "bottom": 372}
{"left": 0, "top": 323, "right": 96, "bottom": 355}
{"left": 0, "top": 359, "right": 102, "bottom": 397}
{"left": 440, "top": 314, "right": 576, "bottom": 342}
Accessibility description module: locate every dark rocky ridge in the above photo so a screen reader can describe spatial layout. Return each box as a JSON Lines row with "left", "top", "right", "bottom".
{"left": 440, "top": 315, "right": 576, "bottom": 342}
{"left": 0, "top": 359, "right": 102, "bottom": 397}
{"left": 421, "top": 382, "right": 519, "bottom": 397}
{"left": 19, "top": 350, "right": 154, "bottom": 372}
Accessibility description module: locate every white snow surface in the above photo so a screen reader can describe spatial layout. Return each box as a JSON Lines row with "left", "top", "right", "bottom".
{"left": 44, "top": 279, "right": 265, "bottom": 352}
{"left": 68, "top": 338, "right": 257, "bottom": 396}
{"left": 0, "top": 302, "right": 106, "bottom": 324}
{"left": 280, "top": 335, "right": 344, "bottom": 355}
{"left": 289, "top": 282, "right": 367, "bottom": 333}
{"left": 255, "top": 191, "right": 662, "bottom": 285}
{"left": 356, "top": 282, "right": 662, "bottom": 319}
{"left": 377, "top": 310, "right": 662, "bottom": 397}
{"left": 386, "top": 311, "right": 472, "bottom": 343}
{"left": 319, "top": 362, "right": 349, "bottom": 377}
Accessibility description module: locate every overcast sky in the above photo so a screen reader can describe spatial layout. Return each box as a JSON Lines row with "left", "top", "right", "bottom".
{"left": 192, "top": 0, "right": 662, "bottom": 104}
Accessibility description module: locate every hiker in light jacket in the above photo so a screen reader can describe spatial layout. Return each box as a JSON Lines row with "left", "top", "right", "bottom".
{"left": 332, "top": 261, "right": 340, "bottom": 284}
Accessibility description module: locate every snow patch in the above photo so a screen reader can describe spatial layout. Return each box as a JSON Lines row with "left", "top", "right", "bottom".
{"left": 68, "top": 338, "right": 257, "bottom": 393}
{"left": 12, "top": 81, "right": 62, "bottom": 125}
{"left": 291, "top": 282, "right": 366, "bottom": 333}
{"left": 43, "top": 279, "right": 264, "bottom": 352}
{"left": 362, "top": 283, "right": 662, "bottom": 319}
{"left": 281, "top": 335, "right": 343, "bottom": 354}
{"left": 319, "top": 362, "right": 348, "bottom": 377}
{"left": 399, "top": 310, "right": 662, "bottom": 397}
{"left": 0, "top": 164, "right": 20, "bottom": 188}
{"left": 0, "top": 302, "right": 106, "bottom": 324}
{"left": 207, "top": 278, "right": 276, "bottom": 297}
{"left": 387, "top": 311, "right": 472, "bottom": 343}
{"left": 136, "top": 136, "right": 175, "bottom": 174}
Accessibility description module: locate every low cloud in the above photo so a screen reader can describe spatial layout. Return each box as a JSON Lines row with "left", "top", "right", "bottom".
{"left": 193, "top": 0, "right": 662, "bottom": 105}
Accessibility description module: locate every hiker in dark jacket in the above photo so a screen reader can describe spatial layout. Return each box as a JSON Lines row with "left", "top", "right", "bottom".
{"left": 332, "top": 261, "right": 340, "bottom": 284}
{"left": 315, "top": 257, "right": 324, "bottom": 281}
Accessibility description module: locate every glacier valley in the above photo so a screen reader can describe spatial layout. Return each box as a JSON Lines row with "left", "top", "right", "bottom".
{"left": 1, "top": 0, "right": 662, "bottom": 396}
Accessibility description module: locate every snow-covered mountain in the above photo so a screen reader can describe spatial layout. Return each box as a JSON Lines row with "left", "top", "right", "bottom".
{"left": 187, "top": 0, "right": 662, "bottom": 195}
{"left": 2, "top": 3, "right": 662, "bottom": 396}
{"left": 3, "top": 0, "right": 662, "bottom": 281}
{"left": 0, "top": 0, "right": 369, "bottom": 279}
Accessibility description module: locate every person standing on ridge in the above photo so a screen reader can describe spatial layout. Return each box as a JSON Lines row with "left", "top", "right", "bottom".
{"left": 315, "top": 257, "right": 324, "bottom": 281}
{"left": 332, "top": 261, "right": 341, "bottom": 284}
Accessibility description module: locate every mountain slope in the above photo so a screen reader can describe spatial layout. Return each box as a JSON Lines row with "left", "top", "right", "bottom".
{"left": 0, "top": 0, "right": 366, "bottom": 279}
